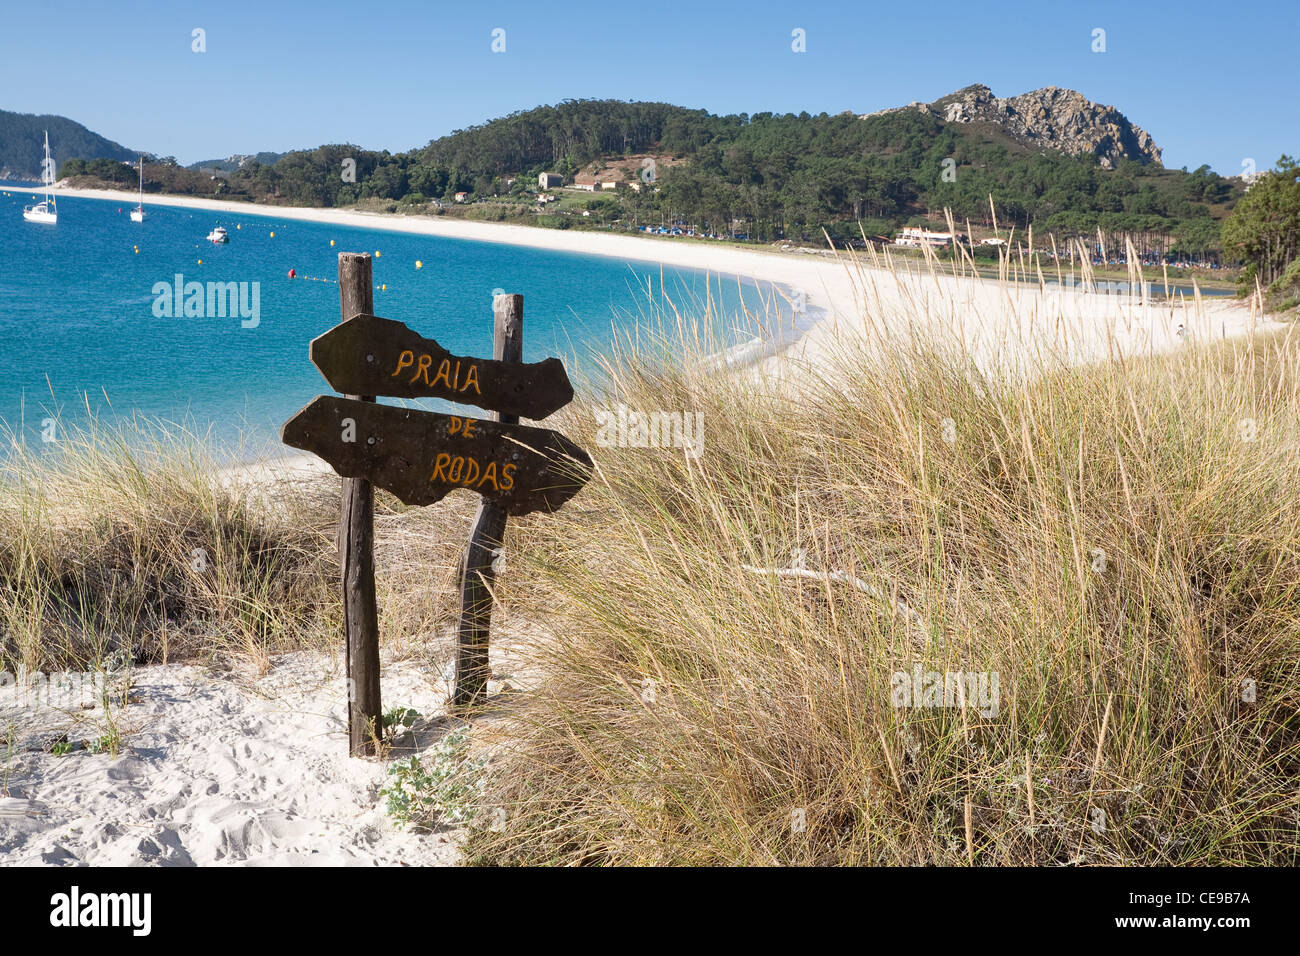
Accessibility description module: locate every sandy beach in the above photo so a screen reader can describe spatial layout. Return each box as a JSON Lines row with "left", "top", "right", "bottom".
{"left": 6, "top": 181, "right": 1278, "bottom": 384}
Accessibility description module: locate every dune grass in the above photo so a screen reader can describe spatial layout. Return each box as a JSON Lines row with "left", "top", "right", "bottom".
{"left": 0, "top": 407, "right": 496, "bottom": 683}
{"left": 0, "top": 417, "right": 341, "bottom": 676}
{"left": 463, "top": 290, "right": 1300, "bottom": 865}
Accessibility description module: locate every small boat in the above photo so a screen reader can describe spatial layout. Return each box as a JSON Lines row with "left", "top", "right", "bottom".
{"left": 23, "top": 199, "right": 56, "bottom": 224}
{"left": 130, "top": 156, "right": 145, "bottom": 222}
{"left": 206, "top": 226, "right": 228, "bottom": 243}
{"left": 22, "top": 131, "right": 58, "bottom": 224}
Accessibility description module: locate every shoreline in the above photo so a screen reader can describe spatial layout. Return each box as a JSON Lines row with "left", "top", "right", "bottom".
{"left": 6, "top": 180, "right": 842, "bottom": 392}
{"left": 5, "top": 181, "right": 1284, "bottom": 479}
{"left": 5, "top": 181, "right": 851, "bottom": 477}
{"left": 4, "top": 180, "right": 856, "bottom": 321}
{"left": 3, "top": 181, "right": 1241, "bottom": 295}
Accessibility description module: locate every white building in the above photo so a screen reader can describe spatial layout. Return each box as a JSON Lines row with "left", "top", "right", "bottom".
{"left": 894, "top": 227, "right": 953, "bottom": 248}
{"left": 538, "top": 172, "right": 563, "bottom": 189}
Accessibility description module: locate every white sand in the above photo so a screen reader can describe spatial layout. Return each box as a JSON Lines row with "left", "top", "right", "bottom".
{"left": 1, "top": 652, "right": 464, "bottom": 865}
{"left": 1, "top": 182, "right": 1284, "bottom": 867}
{"left": 760, "top": 256, "right": 1280, "bottom": 395}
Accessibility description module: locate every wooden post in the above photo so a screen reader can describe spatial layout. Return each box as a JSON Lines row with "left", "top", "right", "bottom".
{"left": 337, "top": 253, "right": 382, "bottom": 756}
{"left": 455, "top": 293, "right": 522, "bottom": 708}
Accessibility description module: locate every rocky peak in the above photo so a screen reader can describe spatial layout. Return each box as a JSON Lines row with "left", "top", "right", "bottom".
{"left": 930, "top": 85, "right": 1162, "bottom": 168}
{"left": 862, "top": 84, "right": 1162, "bottom": 169}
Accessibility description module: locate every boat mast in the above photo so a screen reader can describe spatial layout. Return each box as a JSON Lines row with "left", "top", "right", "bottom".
{"left": 44, "top": 131, "right": 54, "bottom": 207}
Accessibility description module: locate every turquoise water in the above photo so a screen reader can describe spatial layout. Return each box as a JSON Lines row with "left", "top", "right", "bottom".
{"left": 0, "top": 189, "right": 779, "bottom": 459}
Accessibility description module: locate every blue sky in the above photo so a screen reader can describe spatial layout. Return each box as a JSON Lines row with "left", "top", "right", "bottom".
{"left": 2, "top": 0, "right": 1295, "bottom": 175}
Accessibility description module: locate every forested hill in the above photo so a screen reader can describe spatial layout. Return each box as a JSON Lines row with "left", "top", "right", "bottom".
{"left": 0, "top": 109, "right": 137, "bottom": 180}
{"left": 45, "top": 92, "right": 1248, "bottom": 259}
{"left": 215, "top": 94, "right": 1239, "bottom": 257}
{"left": 416, "top": 101, "right": 730, "bottom": 174}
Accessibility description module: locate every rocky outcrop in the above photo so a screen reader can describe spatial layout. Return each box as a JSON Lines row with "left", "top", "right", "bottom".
{"left": 863, "top": 84, "right": 1162, "bottom": 169}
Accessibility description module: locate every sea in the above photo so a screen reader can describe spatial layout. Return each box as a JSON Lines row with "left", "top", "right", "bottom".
{"left": 0, "top": 187, "right": 788, "bottom": 461}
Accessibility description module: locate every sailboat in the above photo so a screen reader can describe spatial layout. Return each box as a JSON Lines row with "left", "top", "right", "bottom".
{"left": 130, "top": 156, "right": 145, "bottom": 222}
{"left": 22, "top": 131, "right": 58, "bottom": 224}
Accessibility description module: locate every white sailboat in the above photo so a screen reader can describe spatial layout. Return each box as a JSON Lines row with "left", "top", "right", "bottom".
{"left": 130, "top": 156, "right": 145, "bottom": 222}
{"left": 22, "top": 131, "right": 58, "bottom": 224}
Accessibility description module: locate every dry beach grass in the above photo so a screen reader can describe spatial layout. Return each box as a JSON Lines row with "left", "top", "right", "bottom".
{"left": 467, "top": 248, "right": 1300, "bottom": 865}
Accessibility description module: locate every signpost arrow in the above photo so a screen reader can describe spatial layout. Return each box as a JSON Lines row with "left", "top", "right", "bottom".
{"left": 281, "top": 395, "right": 592, "bottom": 516}
{"left": 309, "top": 313, "right": 574, "bottom": 420}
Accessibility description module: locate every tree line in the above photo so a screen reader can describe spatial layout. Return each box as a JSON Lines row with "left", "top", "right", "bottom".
{"left": 1222, "top": 156, "right": 1300, "bottom": 308}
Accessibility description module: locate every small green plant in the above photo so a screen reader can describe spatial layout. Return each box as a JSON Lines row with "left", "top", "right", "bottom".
{"left": 94, "top": 662, "right": 130, "bottom": 757}
{"left": 50, "top": 739, "right": 72, "bottom": 756}
{"left": 86, "top": 732, "right": 119, "bottom": 755}
{"left": 380, "top": 730, "right": 486, "bottom": 829}
{"left": 1, "top": 724, "right": 16, "bottom": 794}
{"left": 382, "top": 705, "right": 422, "bottom": 739}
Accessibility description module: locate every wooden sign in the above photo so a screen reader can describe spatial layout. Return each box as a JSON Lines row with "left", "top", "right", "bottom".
{"left": 309, "top": 313, "right": 574, "bottom": 419}
{"left": 284, "top": 270, "right": 587, "bottom": 748}
{"left": 281, "top": 395, "right": 591, "bottom": 516}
